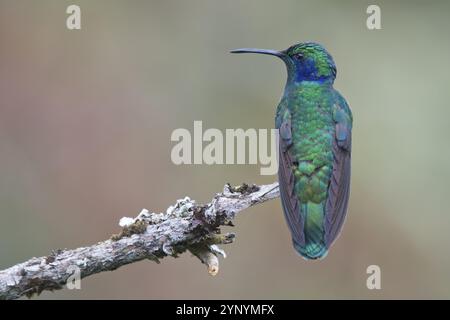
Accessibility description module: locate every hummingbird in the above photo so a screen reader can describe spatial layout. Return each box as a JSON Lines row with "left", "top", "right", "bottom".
{"left": 231, "top": 42, "right": 352, "bottom": 260}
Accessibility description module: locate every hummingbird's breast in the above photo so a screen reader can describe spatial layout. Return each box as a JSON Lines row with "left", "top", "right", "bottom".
{"left": 288, "top": 83, "right": 335, "bottom": 204}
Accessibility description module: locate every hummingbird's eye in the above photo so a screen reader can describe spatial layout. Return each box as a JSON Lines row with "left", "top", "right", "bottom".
{"left": 293, "top": 53, "right": 304, "bottom": 60}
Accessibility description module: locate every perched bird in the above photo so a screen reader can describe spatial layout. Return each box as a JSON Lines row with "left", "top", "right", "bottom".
{"left": 231, "top": 43, "right": 352, "bottom": 260}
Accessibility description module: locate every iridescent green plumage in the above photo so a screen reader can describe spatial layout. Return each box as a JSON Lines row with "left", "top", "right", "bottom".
{"left": 232, "top": 42, "right": 352, "bottom": 260}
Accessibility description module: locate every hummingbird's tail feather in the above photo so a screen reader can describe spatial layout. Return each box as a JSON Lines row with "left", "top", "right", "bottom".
{"left": 293, "top": 241, "right": 328, "bottom": 260}
{"left": 293, "top": 202, "right": 328, "bottom": 260}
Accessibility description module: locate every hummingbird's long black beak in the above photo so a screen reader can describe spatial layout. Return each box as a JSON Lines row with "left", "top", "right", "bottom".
{"left": 230, "top": 48, "right": 286, "bottom": 58}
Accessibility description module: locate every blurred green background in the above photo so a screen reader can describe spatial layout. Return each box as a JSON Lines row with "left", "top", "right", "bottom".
{"left": 1, "top": 0, "right": 450, "bottom": 299}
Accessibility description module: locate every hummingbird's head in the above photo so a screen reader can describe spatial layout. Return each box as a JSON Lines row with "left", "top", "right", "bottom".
{"left": 231, "top": 42, "right": 336, "bottom": 84}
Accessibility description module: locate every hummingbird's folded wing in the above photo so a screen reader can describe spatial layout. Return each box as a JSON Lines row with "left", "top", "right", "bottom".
{"left": 277, "top": 114, "right": 306, "bottom": 246}
{"left": 324, "top": 98, "right": 352, "bottom": 247}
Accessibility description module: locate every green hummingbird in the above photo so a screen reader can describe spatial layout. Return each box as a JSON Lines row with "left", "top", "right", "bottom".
{"left": 231, "top": 42, "right": 352, "bottom": 260}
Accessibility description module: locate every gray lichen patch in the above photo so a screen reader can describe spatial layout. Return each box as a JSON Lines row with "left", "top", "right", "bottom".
{"left": 165, "top": 197, "right": 196, "bottom": 218}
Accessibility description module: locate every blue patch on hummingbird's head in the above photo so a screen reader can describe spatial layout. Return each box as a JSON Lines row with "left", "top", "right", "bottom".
{"left": 282, "top": 42, "right": 337, "bottom": 83}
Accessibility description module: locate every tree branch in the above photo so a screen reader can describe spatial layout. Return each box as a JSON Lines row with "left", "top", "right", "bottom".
{"left": 0, "top": 182, "right": 279, "bottom": 300}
